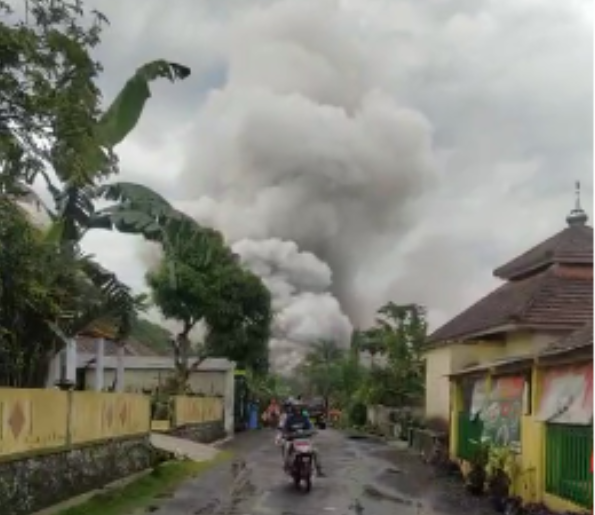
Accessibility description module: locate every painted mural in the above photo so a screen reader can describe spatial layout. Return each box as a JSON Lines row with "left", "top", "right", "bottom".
{"left": 470, "top": 379, "right": 488, "bottom": 417}
{"left": 538, "top": 363, "right": 593, "bottom": 425}
{"left": 480, "top": 376, "right": 525, "bottom": 450}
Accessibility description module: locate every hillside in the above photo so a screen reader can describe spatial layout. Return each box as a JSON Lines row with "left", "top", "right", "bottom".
{"left": 130, "top": 318, "right": 173, "bottom": 355}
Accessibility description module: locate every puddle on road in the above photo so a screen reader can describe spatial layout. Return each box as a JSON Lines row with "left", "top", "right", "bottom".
{"left": 362, "top": 484, "right": 420, "bottom": 507}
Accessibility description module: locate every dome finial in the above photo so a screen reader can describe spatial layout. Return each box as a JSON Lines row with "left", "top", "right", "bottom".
{"left": 566, "top": 180, "right": 588, "bottom": 226}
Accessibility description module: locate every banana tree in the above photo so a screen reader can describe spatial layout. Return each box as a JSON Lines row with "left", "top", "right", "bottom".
{"left": 1, "top": 3, "right": 200, "bottom": 382}
{"left": 45, "top": 60, "right": 192, "bottom": 244}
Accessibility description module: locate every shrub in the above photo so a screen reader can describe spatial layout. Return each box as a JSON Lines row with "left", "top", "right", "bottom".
{"left": 348, "top": 402, "right": 367, "bottom": 427}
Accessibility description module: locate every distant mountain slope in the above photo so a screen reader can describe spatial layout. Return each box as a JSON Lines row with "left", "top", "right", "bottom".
{"left": 129, "top": 317, "right": 173, "bottom": 355}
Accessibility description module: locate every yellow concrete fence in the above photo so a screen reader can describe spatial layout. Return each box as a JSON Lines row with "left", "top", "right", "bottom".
{"left": 69, "top": 392, "right": 151, "bottom": 444}
{"left": 0, "top": 388, "right": 151, "bottom": 458}
{"left": 174, "top": 396, "right": 224, "bottom": 427}
{"left": 0, "top": 389, "right": 69, "bottom": 457}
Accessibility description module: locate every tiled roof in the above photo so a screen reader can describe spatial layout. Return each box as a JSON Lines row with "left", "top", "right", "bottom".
{"left": 544, "top": 321, "right": 593, "bottom": 353}
{"left": 75, "top": 336, "right": 160, "bottom": 357}
{"left": 493, "top": 225, "right": 593, "bottom": 280}
{"left": 78, "top": 320, "right": 119, "bottom": 339}
{"left": 427, "top": 265, "right": 593, "bottom": 344}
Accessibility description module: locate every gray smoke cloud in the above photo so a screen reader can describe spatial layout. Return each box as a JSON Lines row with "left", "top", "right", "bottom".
{"left": 232, "top": 239, "right": 352, "bottom": 374}
{"left": 170, "top": 0, "right": 438, "bottom": 370}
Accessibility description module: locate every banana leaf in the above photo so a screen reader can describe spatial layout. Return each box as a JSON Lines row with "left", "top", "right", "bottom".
{"left": 96, "top": 60, "right": 191, "bottom": 149}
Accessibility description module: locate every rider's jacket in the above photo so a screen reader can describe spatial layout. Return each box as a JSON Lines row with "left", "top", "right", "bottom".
{"left": 283, "top": 413, "right": 312, "bottom": 433}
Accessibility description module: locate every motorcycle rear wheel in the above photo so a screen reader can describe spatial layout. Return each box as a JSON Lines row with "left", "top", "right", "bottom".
{"left": 304, "top": 475, "right": 312, "bottom": 492}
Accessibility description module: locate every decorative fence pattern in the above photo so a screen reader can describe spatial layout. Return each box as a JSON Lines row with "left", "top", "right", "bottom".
{"left": 0, "top": 389, "right": 150, "bottom": 458}
{"left": 0, "top": 389, "right": 69, "bottom": 457}
{"left": 70, "top": 392, "right": 151, "bottom": 444}
{"left": 0, "top": 389, "right": 226, "bottom": 458}
{"left": 456, "top": 411, "right": 484, "bottom": 461}
{"left": 174, "top": 396, "right": 224, "bottom": 427}
{"left": 545, "top": 423, "right": 593, "bottom": 509}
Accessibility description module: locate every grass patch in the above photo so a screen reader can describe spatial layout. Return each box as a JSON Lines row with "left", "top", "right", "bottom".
{"left": 57, "top": 451, "right": 232, "bottom": 515}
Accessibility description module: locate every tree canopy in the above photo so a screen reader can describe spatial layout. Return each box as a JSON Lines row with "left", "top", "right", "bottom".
{"left": 146, "top": 225, "right": 273, "bottom": 387}
{"left": 296, "top": 302, "right": 427, "bottom": 411}
{"left": 0, "top": 0, "right": 195, "bottom": 386}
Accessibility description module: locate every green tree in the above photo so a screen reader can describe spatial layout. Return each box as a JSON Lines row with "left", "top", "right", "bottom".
{"left": 203, "top": 266, "right": 272, "bottom": 373}
{"left": 1, "top": 0, "right": 196, "bottom": 384}
{"left": 146, "top": 225, "right": 273, "bottom": 390}
{"left": 2, "top": 0, "right": 192, "bottom": 245}
{"left": 298, "top": 340, "right": 344, "bottom": 407}
{"left": 0, "top": 199, "right": 146, "bottom": 386}
{"left": 359, "top": 302, "right": 427, "bottom": 407}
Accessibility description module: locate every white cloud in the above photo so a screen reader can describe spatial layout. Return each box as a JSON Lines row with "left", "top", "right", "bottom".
{"left": 69, "top": 0, "right": 592, "bottom": 370}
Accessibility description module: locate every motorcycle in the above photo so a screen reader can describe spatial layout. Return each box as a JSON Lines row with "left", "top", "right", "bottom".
{"left": 282, "top": 429, "right": 316, "bottom": 492}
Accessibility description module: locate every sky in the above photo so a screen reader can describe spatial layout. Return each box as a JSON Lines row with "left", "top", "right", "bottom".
{"left": 33, "top": 0, "right": 593, "bottom": 371}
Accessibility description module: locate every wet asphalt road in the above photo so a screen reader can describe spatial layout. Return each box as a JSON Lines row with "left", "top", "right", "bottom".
{"left": 145, "top": 429, "right": 479, "bottom": 515}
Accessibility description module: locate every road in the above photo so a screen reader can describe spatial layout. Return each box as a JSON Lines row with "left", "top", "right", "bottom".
{"left": 145, "top": 429, "right": 492, "bottom": 515}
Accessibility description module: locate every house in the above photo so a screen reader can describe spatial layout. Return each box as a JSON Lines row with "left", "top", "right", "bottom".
{"left": 45, "top": 327, "right": 163, "bottom": 391}
{"left": 423, "top": 196, "right": 593, "bottom": 424}
{"left": 45, "top": 330, "right": 237, "bottom": 436}
{"left": 423, "top": 192, "right": 592, "bottom": 512}
{"left": 449, "top": 321, "right": 592, "bottom": 511}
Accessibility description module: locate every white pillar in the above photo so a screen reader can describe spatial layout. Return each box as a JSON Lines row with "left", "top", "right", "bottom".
{"left": 46, "top": 352, "right": 61, "bottom": 388}
{"left": 115, "top": 344, "right": 125, "bottom": 392}
{"left": 94, "top": 338, "right": 105, "bottom": 391}
{"left": 65, "top": 338, "right": 77, "bottom": 384}
{"left": 224, "top": 363, "right": 236, "bottom": 437}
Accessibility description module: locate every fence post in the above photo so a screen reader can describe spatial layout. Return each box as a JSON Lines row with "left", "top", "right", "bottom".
{"left": 170, "top": 396, "right": 176, "bottom": 428}
{"left": 65, "top": 390, "right": 73, "bottom": 447}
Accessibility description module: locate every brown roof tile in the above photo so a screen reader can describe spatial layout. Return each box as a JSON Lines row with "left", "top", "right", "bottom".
{"left": 493, "top": 225, "right": 593, "bottom": 280}
{"left": 544, "top": 322, "right": 593, "bottom": 353}
{"left": 427, "top": 265, "right": 593, "bottom": 344}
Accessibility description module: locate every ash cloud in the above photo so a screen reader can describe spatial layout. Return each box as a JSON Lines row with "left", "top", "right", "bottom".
{"left": 173, "top": 0, "right": 438, "bottom": 369}
{"left": 233, "top": 239, "right": 352, "bottom": 375}
{"left": 79, "top": 0, "right": 591, "bottom": 372}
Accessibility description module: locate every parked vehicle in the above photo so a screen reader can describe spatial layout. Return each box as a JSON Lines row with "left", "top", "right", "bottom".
{"left": 306, "top": 398, "right": 327, "bottom": 429}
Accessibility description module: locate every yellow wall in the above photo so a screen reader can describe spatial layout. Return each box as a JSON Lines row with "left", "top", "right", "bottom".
{"left": 0, "top": 388, "right": 225, "bottom": 459}
{"left": 174, "top": 396, "right": 224, "bottom": 427}
{"left": 0, "top": 389, "right": 69, "bottom": 457}
{"left": 425, "top": 341, "right": 507, "bottom": 420}
{"left": 69, "top": 392, "right": 150, "bottom": 444}
{"left": 505, "top": 331, "right": 561, "bottom": 357}
{"left": 449, "top": 341, "right": 505, "bottom": 370}
{"left": 0, "top": 389, "right": 150, "bottom": 458}
{"left": 450, "top": 361, "right": 590, "bottom": 513}
{"left": 424, "top": 346, "right": 453, "bottom": 421}
{"left": 425, "top": 330, "right": 562, "bottom": 422}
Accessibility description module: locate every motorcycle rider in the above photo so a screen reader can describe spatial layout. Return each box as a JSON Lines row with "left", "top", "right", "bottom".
{"left": 281, "top": 401, "right": 324, "bottom": 477}
{"left": 275, "top": 400, "right": 291, "bottom": 445}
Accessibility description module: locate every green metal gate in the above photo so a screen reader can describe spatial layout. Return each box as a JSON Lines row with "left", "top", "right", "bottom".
{"left": 457, "top": 411, "right": 484, "bottom": 461}
{"left": 545, "top": 423, "right": 593, "bottom": 509}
